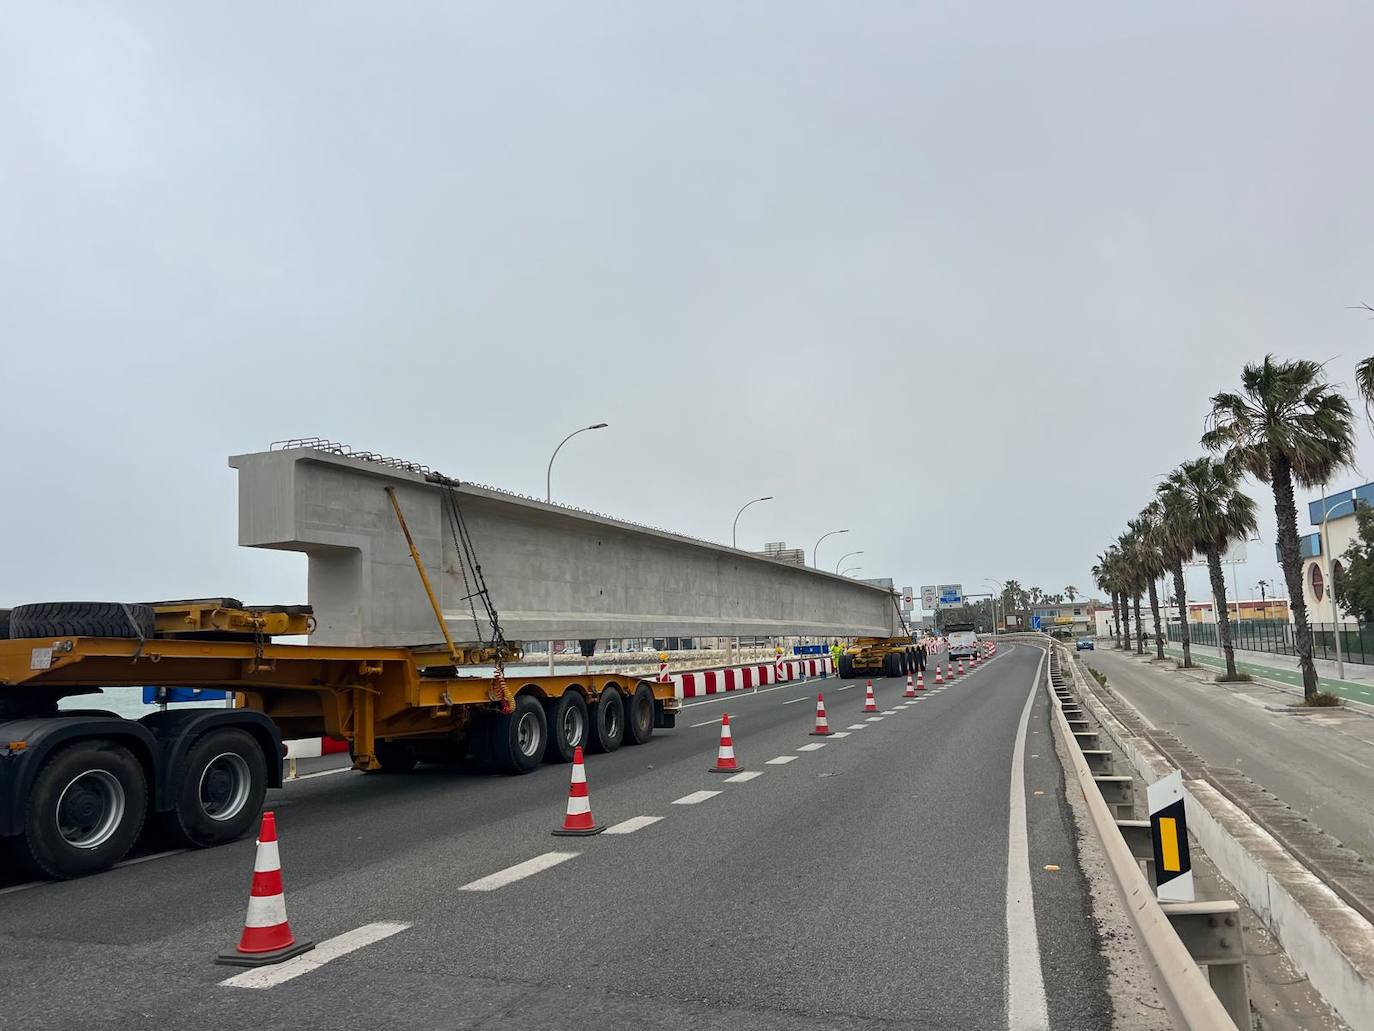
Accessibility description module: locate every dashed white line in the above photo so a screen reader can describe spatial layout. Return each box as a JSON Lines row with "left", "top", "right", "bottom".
{"left": 765, "top": 755, "right": 798, "bottom": 765}
{"left": 866, "top": 716, "right": 885, "bottom": 722}
{"left": 837, "top": 684, "right": 855, "bottom": 691}
{"left": 846, "top": 724, "right": 868, "bottom": 730}
{"left": 603, "top": 815, "right": 663, "bottom": 835}
{"left": 220, "top": 922, "right": 411, "bottom": 989}
{"left": 781, "top": 695, "right": 810, "bottom": 705}
{"left": 797, "top": 742, "right": 826, "bottom": 752}
{"left": 460, "top": 852, "right": 579, "bottom": 891}
{"left": 828, "top": 731, "right": 851, "bottom": 738}
{"left": 690, "top": 717, "right": 723, "bottom": 728}
{"left": 673, "top": 790, "right": 721, "bottom": 805}
{"left": 724, "top": 771, "right": 764, "bottom": 783}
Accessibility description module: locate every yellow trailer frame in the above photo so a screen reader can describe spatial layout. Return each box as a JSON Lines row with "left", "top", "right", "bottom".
{"left": 0, "top": 635, "right": 679, "bottom": 770}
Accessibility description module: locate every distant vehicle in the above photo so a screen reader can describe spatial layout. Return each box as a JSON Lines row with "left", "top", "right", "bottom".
{"left": 945, "top": 622, "right": 979, "bottom": 661}
{"left": 1076, "top": 637, "right": 1094, "bottom": 651}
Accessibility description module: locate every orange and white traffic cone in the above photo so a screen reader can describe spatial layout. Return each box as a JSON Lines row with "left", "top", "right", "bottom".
{"left": 916, "top": 670, "right": 925, "bottom": 692}
{"left": 935, "top": 664, "right": 943, "bottom": 685}
{"left": 216, "top": 812, "right": 314, "bottom": 966}
{"left": 810, "top": 693, "right": 832, "bottom": 736}
{"left": 863, "top": 681, "right": 878, "bottom": 712}
{"left": 904, "top": 674, "right": 916, "bottom": 698}
{"left": 958, "top": 659, "right": 965, "bottom": 676}
{"left": 709, "top": 713, "right": 743, "bottom": 771}
{"left": 552, "top": 746, "right": 604, "bottom": 836}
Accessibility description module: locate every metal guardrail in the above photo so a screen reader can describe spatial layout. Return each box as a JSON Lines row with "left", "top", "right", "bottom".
{"left": 1039, "top": 638, "right": 1244, "bottom": 1030}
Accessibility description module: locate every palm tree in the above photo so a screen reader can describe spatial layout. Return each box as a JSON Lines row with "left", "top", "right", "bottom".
{"left": 1064, "top": 585, "right": 1079, "bottom": 602}
{"left": 1093, "top": 549, "right": 1126, "bottom": 647}
{"left": 1167, "top": 457, "right": 1258, "bottom": 679}
{"left": 1203, "top": 356, "right": 1355, "bottom": 698}
{"left": 1117, "top": 530, "right": 1147, "bottom": 654}
{"left": 1029, "top": 587, "right": 1043, "bottom": 607}
{"left": 1132, "top": 503, "right": 1170, "bottom": 661}
{"left": 1157, "top": 468, "right": 1200, "bottom": 668}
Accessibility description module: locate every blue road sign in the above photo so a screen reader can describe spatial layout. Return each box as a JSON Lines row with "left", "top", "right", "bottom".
{"left": 1031, "top": 616, "right": 1042, "bottom": 630}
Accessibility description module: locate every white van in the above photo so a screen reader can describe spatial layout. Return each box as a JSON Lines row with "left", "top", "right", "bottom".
{"left": 945, "top": 623, "right": 979, "bottom": 661}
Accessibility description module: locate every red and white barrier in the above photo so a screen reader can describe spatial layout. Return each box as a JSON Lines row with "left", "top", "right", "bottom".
{"left": 283, "top": 736, "right": 351, "bottom": 760}
{"left": 673, "top": 656, "right": 833, "bottom": 700}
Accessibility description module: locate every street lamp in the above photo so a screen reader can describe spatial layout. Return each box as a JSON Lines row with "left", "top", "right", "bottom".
{"left": 983, "top": 578, "right": 1005, "bottom": 632}
{"left": 546, "top": 422, "right": 608, "bottom": 503}
{"left": 731, "top": 496, "right": 774, "bottom": 549}
{"left": 812, "top": 529, "right": 849, "bottom": 568}
{"left": 840, "top": 566, "right": 862, "bottom": 577}
{"left": 834, "top": 550, "right": 863, "bottom": 574}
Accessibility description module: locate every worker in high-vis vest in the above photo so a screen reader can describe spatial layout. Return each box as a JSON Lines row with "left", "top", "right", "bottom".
{"left": 830, "top": 642, "right": 844, "bottom": 675}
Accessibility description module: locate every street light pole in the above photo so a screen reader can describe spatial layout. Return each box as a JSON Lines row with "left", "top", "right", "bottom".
{"left": 839, "top": 566, "right": 862, "bottom": 577}
{"left": 545, "top": 421, "right": 608, "bottom": 672}
{"left": 546, "top": 422, "right": 608, "bottom": 503}
{"left": 834, "top": 550, "right": 863, "bottom": 574}
{"left": 731, "top": 496, "right": 774, "bottom": 549}
{"left": 813, "top": 529, "right": 849, "bottom": 568}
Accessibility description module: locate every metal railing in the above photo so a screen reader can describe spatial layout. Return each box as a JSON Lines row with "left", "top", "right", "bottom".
{"left": 1168, "top": 619, "right": 1374, "bottom": 666}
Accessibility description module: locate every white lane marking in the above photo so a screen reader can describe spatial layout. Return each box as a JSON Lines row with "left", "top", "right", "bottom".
{"left": 781, "top": 695, "right": 810, "bottom": 705}
{"left": 724, "top": 771, "right": 764, "bottom": 783}
{"left": 836, "top": 684, "right": 855, "bottom": 691}
{"left": 0, "top": 847, "right": 194, "bottom": 896}
{"left": 293, "top": 766, "right": 354, "bottom": 781}
{"left": 603, "top": 815, "right": 663, "bottom": 835}
{"left": 846, "top": 724, "right": 868, "bottom": 730}
{"left": 1006, "top": 651, "right": 1050, "bottom": 1030}
{"left": 828, "top": 731, "right": 851, "bottom": 738}
{"left": 690, "top": 717, "right": 723, "bottom": 728}
{"left": 459, "top": 851, "right": 579, "bottom": 891}
{"left": 866, "top": 716, "right": 885, "bottom": 722}
{"left": 881, "top": 709, "right": 900, "bottom": 715}
{"left": 672, "top": 790, "right": 721, "bottom": 805}
{"left": 220, "top": 922, "right": 410, "bottom": 989}
{"left": 797, "top": 742, "right": 826, "bottom": 752}
{"left": 765, "top": 755, "right": 798, "bottom": 765}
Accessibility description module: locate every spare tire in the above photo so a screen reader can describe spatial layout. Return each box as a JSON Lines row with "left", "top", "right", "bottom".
{"left": 9, "top": 602, "right": 156, "bottom": 640}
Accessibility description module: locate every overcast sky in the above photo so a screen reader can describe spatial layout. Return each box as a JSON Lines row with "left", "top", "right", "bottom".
{"left": 5, "top": 3, "right": 1374, "bottom": 618}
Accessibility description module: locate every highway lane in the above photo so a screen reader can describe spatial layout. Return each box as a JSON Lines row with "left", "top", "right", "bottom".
{"left": 0, "top": 644, "right": 1115, "bottom": 1030}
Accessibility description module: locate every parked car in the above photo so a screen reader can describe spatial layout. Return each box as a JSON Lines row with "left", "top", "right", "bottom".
{"left": 1076, "top": 637, "right": 1095, "bottom": 651}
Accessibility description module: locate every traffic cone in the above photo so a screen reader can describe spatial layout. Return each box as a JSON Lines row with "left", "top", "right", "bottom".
{"left": 935, "top": 664, "right": 943, "bottom": 685}
{"left": 863, "top": 681, "right": 878, "bottom": 712}
{"left": 709, "top": 713, "right": 743, "bottom": 771}
{"left": 552, "top": 746, "right": 604, "bottom": 836}
{"left": 904, "top": 674, "right": 916, "bottom": 698}
{"left": 216, "top": 812, "right": 314, "bottom": 966}
{"left": 810, "top": 693, "right": 832, "bottom": 736}
{"left": 916, "top": 670, "right": 925, "bottom": 692}
{"left": 958, "top": 659, "right": 966, "bottom": 676}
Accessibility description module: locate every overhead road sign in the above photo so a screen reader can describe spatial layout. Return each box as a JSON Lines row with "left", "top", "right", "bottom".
{"left": 1148, "top": 771, "right": 1194, "bottom": 902}
{"left": 921, "top": 586, "right": 938, "bottom": 609}
{"left": 937, "top": 584, "right": 963, "bottom": 608}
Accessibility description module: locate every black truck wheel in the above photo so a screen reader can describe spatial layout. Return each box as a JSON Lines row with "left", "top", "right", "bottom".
{"left": 164, "top": 728, "right": 267, "bottom": 846}
{"left": 587, "top": 686, "right": 625, "bottom": 753}
{"left": 23, "top": 740, "right": 148, "bottom": 879}
{"left": 490, "top": 695, "right": 547, "bottom": 775}
{"left": 9, "top": 602, "right": 155, "bottom": 640}
{"left": 622, "top": 684, "right": 654, "bottom": 746}
{"left": 543, "top": 690, "right": 590, "bottom": 764}
{"left": 838, "top": 653, "right": 854, "bottom": 679}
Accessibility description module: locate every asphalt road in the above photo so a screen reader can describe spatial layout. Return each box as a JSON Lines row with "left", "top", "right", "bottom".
{"left": 0, "top": 644, "right": 1114, "bottom": 1030}
{"left": 1085, "top": 646, "right": 1374, "bottom": 863}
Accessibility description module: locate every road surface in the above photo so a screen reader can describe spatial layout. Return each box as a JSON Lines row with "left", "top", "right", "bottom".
{"left": 1, "top": 644, "right": 1116, "bottom": 1030}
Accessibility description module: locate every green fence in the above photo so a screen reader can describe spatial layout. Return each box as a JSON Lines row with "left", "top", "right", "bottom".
{"left": 1167, "top": 620, "right": 1374, "bottom": 665}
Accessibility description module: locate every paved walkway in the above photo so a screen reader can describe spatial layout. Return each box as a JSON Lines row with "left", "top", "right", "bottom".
{"left": 1161, "top": 644, "right": 1374, "bottom": 707}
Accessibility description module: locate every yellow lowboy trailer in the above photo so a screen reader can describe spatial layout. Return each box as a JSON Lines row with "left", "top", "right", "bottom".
{"left": 0, "top": 602, "right": 679, "bottom": 880}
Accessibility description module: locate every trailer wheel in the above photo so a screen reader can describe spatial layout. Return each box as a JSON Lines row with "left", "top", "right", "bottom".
{"left": 9, "top": 601, "right": 155, "bottom": 641}
{"left": 164, "top": 729, "right": 267, "bottom": 847}
{"left": 838, "top": 653, "right": 854, "bottom": 679}
{"left": 490, "top": 695, "right": 547, "bottom": 775}
{"left": 23, "top": 740, "right": 148, "bottom": 879}
{"left": 587, "top": 686, "right": 625, "bottom": 753}
{"left": 543, "top": 690, "right": 589, "bottom": 764}
{"left": 622, "top": 684, "right": 654, "bottom": 746}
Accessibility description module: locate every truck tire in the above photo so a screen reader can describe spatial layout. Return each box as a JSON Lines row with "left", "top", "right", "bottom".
{"left": 622, "top": 684, "right": 654, "bottom": 746}
{"left": 489, "top": 695, "right": 547, "bottom": 775}
{"left": 163, "top": 728, "right": 267, "bottom": 846}
{"left": 23, "top": 740, "right": 148, "bottom": 879}
{"left": 838, "top": 653, "right": 854, "bottom": 679}
{"left": 9, "top": 602, "right": 155, "bottom": 641}
{"left": 0, "top": 608, "right": 9, "bottom": 640}
{"left": 543, "top": 690, "right": 590, "bottom": 764}
{"left": 587, "top": 686, "right": 625, "bottom": 753}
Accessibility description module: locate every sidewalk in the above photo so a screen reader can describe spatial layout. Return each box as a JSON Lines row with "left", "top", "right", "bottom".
{"left": 1160, "top": 643, "right": 1374, "bottom": 709}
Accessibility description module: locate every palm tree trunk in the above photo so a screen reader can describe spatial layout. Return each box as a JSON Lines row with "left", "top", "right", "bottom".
{"left": 1269, "top": 453, "right": 1319, "bottom": 700}
{"left": 1207, "top": 546, "right": 1237, "bottom": 679}
{"left": 1115, "top": 592, "right": 1127, "bottom": 649}
{"left": 1148, "top": 579, "right": 1164, "bottom": 660}
{"left": 1133, "top": 593, "right": 1144, "bottom": 653}
{"left": 1172, "top": 559, "right": 1191, "bottom": 668}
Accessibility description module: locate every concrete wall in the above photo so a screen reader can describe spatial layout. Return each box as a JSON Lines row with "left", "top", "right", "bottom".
{"left": 230, "top": 448, "right": 898, "bottom": 646}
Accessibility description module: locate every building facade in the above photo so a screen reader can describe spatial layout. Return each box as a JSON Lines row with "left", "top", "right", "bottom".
{"left": 1285, "top": 482, "right": 1373, "bottom": 626}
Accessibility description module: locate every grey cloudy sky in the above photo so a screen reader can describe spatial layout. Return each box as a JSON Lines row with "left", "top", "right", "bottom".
{"left": 4, "top": 3, "right": 1374, "bottom": 615}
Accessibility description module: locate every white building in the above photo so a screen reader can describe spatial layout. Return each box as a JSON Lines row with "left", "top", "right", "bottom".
{"left": 1288, "top": 483, "right": 1372, "bottom": 627}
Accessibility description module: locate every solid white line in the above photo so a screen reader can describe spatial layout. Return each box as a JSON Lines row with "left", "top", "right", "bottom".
{"left": 690, "top": 717, "right": 723, "bottom": 728}
{"left": 220, "top": 922, "right": 411, "bottom": 989}
{"left": 672, "top": 789, "right": 721, "bottom": 804}
{"left": 828, "top": 731, "right": 851, "bottom": 738}
{"left": 724, "top": 771, "right": 763, "bottom": 783}
{"left": 459, "top": 851, "right": 579, "bottom": 891}
{"left": 603, "top": 815, "right": 663, "bottom": 835}
{"left": 796, "top": 742, "right": 826, "bottom": 752}
{"left": 765, "top": 755, "right": 798, "bottom": 765}
{"left": 0, "top": 847, "right": 194, "bottom": 895}
{"left": 781, "top": 695, "right": 810, "bottom": 705}
{"left": 1006, "top": 651, "right": 1049, "bottom": 1029}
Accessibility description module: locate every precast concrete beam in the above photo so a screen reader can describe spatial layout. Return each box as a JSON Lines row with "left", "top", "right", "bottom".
{"left": 230, "top": 447, "right": 898, "bottom": 646}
